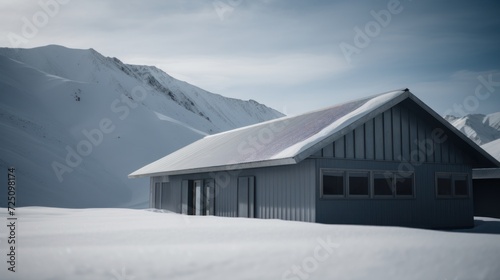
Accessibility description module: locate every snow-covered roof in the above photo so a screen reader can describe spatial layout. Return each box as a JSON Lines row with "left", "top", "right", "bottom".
{"left": 129, "top": 89, "right": 500, "bottom": 178}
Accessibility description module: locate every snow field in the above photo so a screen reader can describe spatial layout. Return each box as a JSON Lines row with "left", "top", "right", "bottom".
{"left": 0, "top": 207, "right": 499, "bottom": 280}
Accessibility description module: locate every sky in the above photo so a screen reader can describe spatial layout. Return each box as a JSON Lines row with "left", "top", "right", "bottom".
{"left": 1, "top": 0, "right": 500, "bottom": 117}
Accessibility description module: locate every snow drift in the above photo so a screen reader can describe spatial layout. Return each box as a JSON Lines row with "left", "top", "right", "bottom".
{"left": 0, "top": 207, "right": 499, "bottom": 280}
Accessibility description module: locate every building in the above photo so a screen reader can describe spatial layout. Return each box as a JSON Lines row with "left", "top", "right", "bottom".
{"left": 473, "top": 168, "right": 500, "bottom": 219}
{"left": 129, "top": 89, "right": 500, "bottom": 229}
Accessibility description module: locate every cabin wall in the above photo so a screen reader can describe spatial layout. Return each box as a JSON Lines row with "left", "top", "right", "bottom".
{"left": 150, "top": 175, "right": 177, "bottom": 211}
{"left": 473, "top": 178, "right": 500, "bottom": 218}
{"left": 315, "top": 158, "right": 474, "bottom": 229}
{"left": 163, "top": 159, "right": 317, "bottom": 222}
{"left": 310, "top": 100, "right": 476, "bottom": 228}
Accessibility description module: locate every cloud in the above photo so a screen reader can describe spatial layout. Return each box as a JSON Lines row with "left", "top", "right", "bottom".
{"left": 410, "top": 70, "right": 500, "bottom": 116}
{"left": 1, "top": 0, "right": 499, "bottom": 117}
{"left": 143, "top": 53, "right": 349, "bottom": 92}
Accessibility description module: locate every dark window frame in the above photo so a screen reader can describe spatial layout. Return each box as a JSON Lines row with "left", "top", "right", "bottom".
{"left": 394, "top": 172, "right": 415, "bottom": 198}
{"left": 347, "top": 171, "right": 371, "bottom": 198}
{"left": 373, "top": 172, "right": 394, "bottom": 198}
{"left": 372, "top": 171, "right": 415, "bottom": 199}
{"left": 435, "top": 172, "right": 470, "bottom": 198}
{"left": 454, "top": 174, "right": 469, "bottom": 197}
{"left": 321, "top": 169, "right": 415, "bottom": 200}
{"left": 320, "top": 169, "right": 346, "bottom": 198}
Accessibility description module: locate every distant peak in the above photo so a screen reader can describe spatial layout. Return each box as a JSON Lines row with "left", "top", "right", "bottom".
{"left": 444, "top": 115, "right": 459, "bottom": 121}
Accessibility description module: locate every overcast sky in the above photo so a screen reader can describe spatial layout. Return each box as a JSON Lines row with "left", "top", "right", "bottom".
{"left": 2, "top": 0, "right": 500, "bottom": 116}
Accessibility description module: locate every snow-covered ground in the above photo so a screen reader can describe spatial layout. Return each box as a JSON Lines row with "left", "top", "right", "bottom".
{"left": 1, "top": 207, "right": 499, "bottom": 280}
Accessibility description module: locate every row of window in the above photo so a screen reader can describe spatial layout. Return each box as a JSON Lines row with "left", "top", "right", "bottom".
{"left": 321, "top": 170, "right": 414, "bottom": 198}
{"left": 321, "top": 169, "right": 469, "bottom": 199}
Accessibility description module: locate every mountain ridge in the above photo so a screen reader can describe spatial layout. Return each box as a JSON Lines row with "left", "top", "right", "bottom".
{"left": 0, "top": 45, "right": 283, "bottom": 208}
{"left": 445, "top": 112, "right": 500, "bottom": 146}
{"left": 445, "top": 112, "right": 500, "bottom": 162}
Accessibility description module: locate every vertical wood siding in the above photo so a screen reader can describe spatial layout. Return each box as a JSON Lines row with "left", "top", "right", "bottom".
{"left": 315, "top": 159, "right": 473, "bottom": 228}
{"left": 161, "top": 159, "right": 316, "bottom": 222}
{"left": 317, "top": 101, "right": 472, "bottom": 165}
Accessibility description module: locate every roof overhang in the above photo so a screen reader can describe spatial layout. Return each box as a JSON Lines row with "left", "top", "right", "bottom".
{"left": 128, "top": 157, "right": 297, "bottom": 178}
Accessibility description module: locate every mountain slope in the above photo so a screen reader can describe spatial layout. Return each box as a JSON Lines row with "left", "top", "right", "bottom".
{"left": 445, "top": 113, "right": 500, "bottom": 146}
{"left": 0, "top": 45, "right": 283, "bottom": 208}
{"left": 482, "top": 139, "right": 500, "bottom": 162}
{"left": 445, "top": 112, "right": 500, "bottom": 163}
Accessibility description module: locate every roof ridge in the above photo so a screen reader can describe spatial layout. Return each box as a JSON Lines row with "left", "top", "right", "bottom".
{"left": 205, "top": 88, "right": 408, "bottom": 139}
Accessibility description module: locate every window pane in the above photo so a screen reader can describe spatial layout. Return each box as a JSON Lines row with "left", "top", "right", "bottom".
{"left": 323, "top": 173, "right": 344, "bottom": 196}
{"left": 349, "top": 172, "right": 369, "bottom": 196}
{"left": 454, "top": 175, "right": 468, "bottom": 196}
{"left": 395, "top": 173, "right": 413, "bottom": 196}
{"left": 437, "top": 176, "right": 452, "bottom": 196}
{"left": 374, "top": 173, "right": 393, "bottom": 196}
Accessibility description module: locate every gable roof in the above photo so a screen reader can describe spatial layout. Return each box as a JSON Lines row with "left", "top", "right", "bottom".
{"left": 129, "top": 89, "right": 500, "bottom": 178}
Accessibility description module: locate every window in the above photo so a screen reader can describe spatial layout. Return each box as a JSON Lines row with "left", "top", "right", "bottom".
{"left": 348, "top": 171, "right": 369, "bottom": 196}
{"left": 194, "top": 180, "right": 203, "bottom": 216}
{"left": 181, "top": 180, "right": 194, "bottom": 215}
{"left": 373, "top": 171, "right": 414, "bottom": 198}
{"left": 204, "top": 179, "right": 215, "bottom": 215}
{"left": 322, "top": 171, "right": 345, "bottom": 197}
{"left": 436, "top": 174, "right": 452, "bottom": 196}
{"left": 395, "top": 173, "right": 414, "bottom": 196}
{"left": 373, "top": 172, "right": 393, "bottom": 196}
{"left": 454, "top": 174, "right": 468, "bottom": 196}
{"left": 182, "top": 179, "right": 217, "bottom": 216}
{"left": 436, "top": 173, "right": 469, "bottom": 198}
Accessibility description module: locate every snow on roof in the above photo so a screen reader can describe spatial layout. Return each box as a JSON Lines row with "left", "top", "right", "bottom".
{"left": 129, "top": 89, "right": 411, "bottom": 178}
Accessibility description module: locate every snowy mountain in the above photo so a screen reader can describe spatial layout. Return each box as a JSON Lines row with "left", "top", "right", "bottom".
{"left": 445, "top": 113, "right": 500, "bottom": 146}
{"left": 482, "top": 139, "right": 500, "bottom": 162}
{"left": 0, "top": 45, "right": 283, "bottom": 208}
{"left": 445, "top": 112, "right": 500, "bottom": 162}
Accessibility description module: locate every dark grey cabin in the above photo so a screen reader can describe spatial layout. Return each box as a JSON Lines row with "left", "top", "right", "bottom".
{"left": 130, "top": 90, "right": 500, "bottom": 229}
